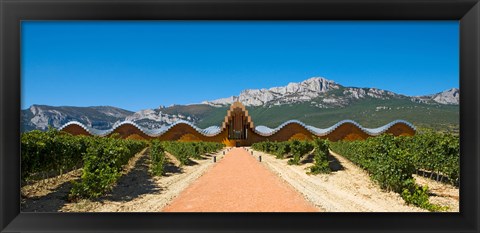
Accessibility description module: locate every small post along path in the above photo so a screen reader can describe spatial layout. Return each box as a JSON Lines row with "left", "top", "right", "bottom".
{"left": 162, "top": 147, "right": 318, "bottom": 212}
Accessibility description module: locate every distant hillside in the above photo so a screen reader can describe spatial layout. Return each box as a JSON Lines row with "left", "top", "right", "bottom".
{"left": 22, "top": 76, "right": 459, "bottom": 133}
{"left": 195, "top": 97, "right": 458, "bottom": 132}
{"left": 21, "top": 105, "right": 133, "bottom": 132}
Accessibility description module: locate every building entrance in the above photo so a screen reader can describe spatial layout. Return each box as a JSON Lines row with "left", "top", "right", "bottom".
{"left": 227, "top": 106, "right": 248, "bottom": 140}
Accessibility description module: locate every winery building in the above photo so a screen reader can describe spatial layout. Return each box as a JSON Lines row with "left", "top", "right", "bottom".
{"left": 60, "top": 101, "right": 416, "bottom": 147}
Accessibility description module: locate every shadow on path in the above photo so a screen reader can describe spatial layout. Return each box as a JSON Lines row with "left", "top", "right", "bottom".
{"left": 300, "top": 153, "right": 314, "bottom": 164}
{"left": 299, "top": 152, "right": 344, "bottom": 172}
{"left": 328, "top": 153, "right": 344, "bottom": 172}
{"left": 186, "top": 159, "right": 199, "bottom": 166}
{"left": 101, "top": 153, "right": 162, "bottom": 202}
{"left": 21, "top": 178, "right": 78, "bottom": 212}
{"left": 163, "top": 161, "right": 183, "bottom": 177}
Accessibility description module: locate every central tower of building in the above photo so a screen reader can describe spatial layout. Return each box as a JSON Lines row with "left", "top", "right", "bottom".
{"left": 222, "top": 101, "right": 254, "bottom": 146}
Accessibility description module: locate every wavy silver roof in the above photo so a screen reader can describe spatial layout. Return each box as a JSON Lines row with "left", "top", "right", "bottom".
{"left": 58, "top": 120, "right": 223, "bottom": 137}
{"left": 59, "top": 119, "right": 415, "bottom": 138}
{"left": 253, "top": 119, "right": 415, "bottom": 137}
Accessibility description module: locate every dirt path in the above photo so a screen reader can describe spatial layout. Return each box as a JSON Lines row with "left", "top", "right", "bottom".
{"left": 162, "top": 148, "right": 318, "bottom": 212}
{"left": 254, "top": 149, "right": 426, "bottom": 212}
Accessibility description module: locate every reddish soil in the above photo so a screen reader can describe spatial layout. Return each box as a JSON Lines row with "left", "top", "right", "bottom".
{"left": 162, "top": 148, "right": 319, "bottom": 212}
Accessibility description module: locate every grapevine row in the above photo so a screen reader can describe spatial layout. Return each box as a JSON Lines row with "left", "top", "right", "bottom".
{"left": 329, "top": 133, "right": 456, "bottom": 211}
{"left": 21, "top": 130, "right": 223, "bottom": 200}
{"left": 251, "top": 139, "right": 330, "bottom": 174}
{"left": 68, "top": 137, "right": 147, "bottom": 200}
{"left": 150, "top": 140, "right": 166, "bottom": 176}
{"left": 161, "top": 141, "right": 224, "bottom": 166}
{"left": 309, "top": 138, "right": 331, "bottom": 174}
{"left": 22, "top": 129, "right": 149, "bottom": 199}
{"left": 21, "top": 129, "right": 90, "bottom": 183}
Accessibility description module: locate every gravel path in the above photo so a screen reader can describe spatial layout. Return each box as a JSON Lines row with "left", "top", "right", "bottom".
{"left": 162, "top": 148, "right": 319, "bottom": 212}
{"left": 255, "top": 148, "right": 425, "bottom": 212}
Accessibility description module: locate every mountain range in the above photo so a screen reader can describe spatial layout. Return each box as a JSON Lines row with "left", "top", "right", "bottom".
{"left": 21, "top": 77, "right": 459, "bottom": 132}
{"left": 202, "top": 77, "right": 459, "bottom": 107}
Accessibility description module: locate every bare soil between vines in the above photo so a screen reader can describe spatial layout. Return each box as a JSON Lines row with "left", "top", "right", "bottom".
{"left": 256, "top": 149, "right": 458, "bottom": 212}
{"left": 21, "top": 147, "right": 459, "bottom": 212}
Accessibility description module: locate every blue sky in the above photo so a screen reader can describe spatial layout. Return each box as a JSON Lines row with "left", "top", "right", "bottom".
{"left": 22, "top": 21, "right": 459, "bottom": 111}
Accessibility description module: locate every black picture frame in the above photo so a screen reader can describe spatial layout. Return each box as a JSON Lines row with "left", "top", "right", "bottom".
{"left": 1, "top": 0, "right": 479, "bottom": 232}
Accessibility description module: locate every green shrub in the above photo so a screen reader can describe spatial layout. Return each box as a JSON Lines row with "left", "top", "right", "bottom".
{"left": 21, "top": 129, "right": 150, "bottom": 200}
{"left": 331, "top": 135, "right": 416, "bottom": 192}
{"left": 21, "top": 128, "right": 90, "bottom": 183}
{"left": 287, "top": 140, "right": 314, "bottom": 165}
{"left": 309, "top": 138, "right": 331, "bottom": 174}
{"left": 407, "top": 130, "right": 459, "bottom": 186}
{"left": 252, "top": 140, "right": 314, "bottom": 166}
{"left": 329, "top": 133, "right": 454, "bottom": 211}
{"left": 401, "top": 180, "right": 447, "bottom": 211}
{"left": 69, "top": 138, "right": 147, "bottom": 200}
{"left": 150, "top": 140, "right": 166, "bottom": 176}
{"left": 162, "top": 141, "right": 223, "bottom": 166}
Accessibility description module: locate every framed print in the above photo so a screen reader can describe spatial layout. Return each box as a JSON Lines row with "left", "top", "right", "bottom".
{"left": 1, "top": 0, "right": 479, "bottom": 232}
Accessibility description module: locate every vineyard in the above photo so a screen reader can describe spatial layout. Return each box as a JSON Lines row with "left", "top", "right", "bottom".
{"left": 21, "top": 128, "right": 458, "bottom": 212}
{"left": 21, "top": 129, "right": 223, "bottom": 201}
{"left": 251, "top": 139, "right": 331, "bottom": 174}
{"left": 21, "top": 129, "right": 89, "bottom": 183}
{"left": 149, "top": 140, "right": 224, "bottom": 175}
{"left": 330, "top": 131, "right": 459, "bottom": 211}
{"left": 251, "top": 131, "right": 459, "bottom": 211}
{"left": 161, "top": 141, "right": 224, "bottom": 166}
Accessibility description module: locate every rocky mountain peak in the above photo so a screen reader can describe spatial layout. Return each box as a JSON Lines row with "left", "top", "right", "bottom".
{"left": 22, "top": 105, "right": 133, "bottom": 132}
{"left": 125, "top": 108, "right": 194, "bottom": 127}
{"left": 203, "top": 76, "right": 459, "bottom": 107}
{"left": 29, "top": 105, "right": 41, "bottom": 115}
{"left": 432, "top": 88, "right": 459, "bottom": 105}
{"left": 203, "top": 77, "right": 340, "bottom": 107}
